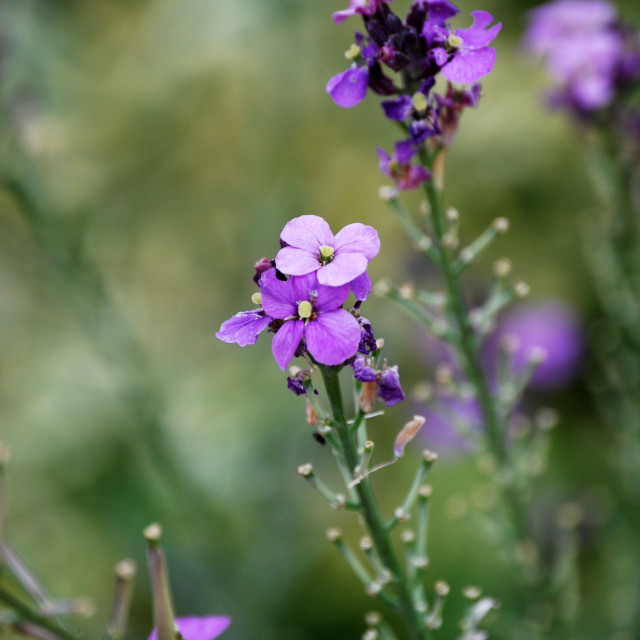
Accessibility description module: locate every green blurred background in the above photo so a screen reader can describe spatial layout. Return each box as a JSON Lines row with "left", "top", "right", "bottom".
{"left": 1, "top": 0, "right": 640, "bottom": 639}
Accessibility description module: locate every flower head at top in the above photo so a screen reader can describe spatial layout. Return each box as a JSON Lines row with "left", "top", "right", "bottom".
{"left": 434, "top": 10, "right": 502, "bottom": 84}
{"left": 260, "top": 269, "right": 361, "bottom": 370}
{"left": 275, "top": 214, "right": 380, "bottom": 289}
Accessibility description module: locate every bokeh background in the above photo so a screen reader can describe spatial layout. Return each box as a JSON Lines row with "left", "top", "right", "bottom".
{"left": 2, "top": 0, "right": 640, "bottom": 639}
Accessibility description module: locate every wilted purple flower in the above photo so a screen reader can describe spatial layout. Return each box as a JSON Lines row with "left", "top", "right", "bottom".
{"left": 326, "top": 64, "right": 371, "bottom": 107}
{"left": 483, "top": 301, "right": 583, "bottom": 390}
{"left": 352, "top": 355, "right": 405, "bottom": 406}
{"left": 149, "top": 617, "right": 231, "bottom": 640}
{"left": 287, "top": 376, "right": 307, "bottom": 396}
{"left": 260, "top": 270, "right": 361, "bottom": 370}
{"left": 377, "top": 142, "right": 432, "bottom": 190}
{"left": 275, "top": 215, "right": 380, "bottom": 288}
{"left": 523, "top": 0, "right": 640, "bottom": 112}
{"left": 434, "top": 10, "right": 502, "bottom": 84}
{"left": 216, "top": 309, "right": 274, "bottom": 347}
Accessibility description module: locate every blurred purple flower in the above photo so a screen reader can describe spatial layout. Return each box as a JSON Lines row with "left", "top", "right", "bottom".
{"left": 523, "top": 0, "right": 640, "bottom": 112}
{"left": 418, "top": 395, "right": 482, "bottom": 453}
{"left": 260, "top": 270, "right": 361, "bottom": 370}
{"left": 149, "top": 616, "right": 230, "bottom": 640}
{"left": 483, "top": 301, "right": 583, "bottom": 390}
{"left": 276, "top": 215, "right": 380, "bottom": 288}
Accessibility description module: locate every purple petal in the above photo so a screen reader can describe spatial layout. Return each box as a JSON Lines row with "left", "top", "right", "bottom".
{"left": 280, "top": 215, "right": 334, "bottom": 253}
{"left": 441, "top": 47, "right": 497, "bottom": 84}
{"left": 317, "top": 252, "right": 369, "bottom": 287}
{"left": 272, "top": 320, "right": 305, "bottom": 371}
{"left": 381, "top": 96, "right": 414, "bottom": 121}
{"left": 148, "top": 616, "right": 231, "bottom": 640}
{"left": 326, "top": 65, "right": 370, "bottom": 108}
{"left": 334, "top": 223, "right": 381, "bottom": 260}
{"left": 259, "top": 270, "right": 297, "bottom": 319}
{"left": 455, "top": 11, "right": 501, "bottom": 49}
{"left": 425, "top": 0, "right": 459, "bottom": 23}
{"left": 313, "top": 281, "right": 351, "bottom": 312}
{"left": 350, "top": 271, "right": 372, "bottom": 301}
{"left": 216, "top": 310, "right": 273, "bottom": 347}
{"left": 304, "top": 310, "right": 361, "bottom": 366}
{"left": 275, "top": 246, "right": 321, "bottom": 277}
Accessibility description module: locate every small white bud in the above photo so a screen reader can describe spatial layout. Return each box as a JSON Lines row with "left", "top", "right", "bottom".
{"left": 297, "top": 463, "right": 313, "bottom": 477}
{"left": 434, "top": 580, "right": 450, "bottom": 597}
{"left": 514, "top": 281, "right": 530, "bottom": 298}
{"left": 493, "top": 257, "right": 512, "bottom": 277}
{"left": 493, "top": 217, "right": 509, "bottom": 233}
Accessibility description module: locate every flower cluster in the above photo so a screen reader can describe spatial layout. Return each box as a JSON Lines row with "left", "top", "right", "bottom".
{"left": 326, "top": 0, "right": 501, "bottom": 190}
{"left": 217, "top": 215, "right": 405, "bottom": 405}
{"left": 523, "top": 0, "right": 640, "bottom": 114}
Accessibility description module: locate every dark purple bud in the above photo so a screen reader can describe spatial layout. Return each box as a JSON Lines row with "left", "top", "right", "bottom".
{"left": 253, "top": 257, "right": 275, "bottom": 284}
{"left": 386, "top": 12, "right": 404, "bottom": 35}
{"left": 366, "top": 20, "right": 389, "bottom": 47}
{"left": 357, "top": 317, "right": 377, "bottom": 355}
{"left": 287, "top": 376, "right": 307, "bottom": 396}
{"left": 368, "top": 63, "right": 398, "bottom": 95}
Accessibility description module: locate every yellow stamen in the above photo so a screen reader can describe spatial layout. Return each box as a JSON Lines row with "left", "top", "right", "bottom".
{"left": 251, "top": 292, "right": 262, "bottom": 305}
{"left": 411, "top": 91, "right": 428, "bottom": 112}
{"left": 318, "top": 245, "right": 335, "bottom": 265}
{"left": 345, "top": 44, "right": 361, "bottom": 61}
{"left": 447, "top": 34, "right": 463, "bottom": 49}
{"left": 298, "top": 300, "right": 313, "bottom": 319}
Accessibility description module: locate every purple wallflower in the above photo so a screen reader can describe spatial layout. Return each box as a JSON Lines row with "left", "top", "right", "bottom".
{"left": 149, "top": 617, "right": 230, "bottom": 640}
{"left": 352, "top": 355, "right": 405, "bottom": 405}
{"left": 523, "top": 0, "right": 640, "bottom": 112}
{"left": 216, "top": 309, "right": 274, "bottom": 347}
{"left": 435, "top": 10, "right": 502, "bottom": 84}
{"left": 275, "top": 215, "right": 380, "bottom": 288}
{"left": 377, "top": 142, "right": 432, "bottom": 190}
{"left": 260, "top": 269, "right": 361, "bottom": 370}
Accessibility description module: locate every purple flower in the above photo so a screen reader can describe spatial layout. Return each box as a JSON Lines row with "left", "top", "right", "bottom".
{"left": 436, "top": 10, "right": 502, "bottom": 84}
{"left": 216, "top": 309, "right": 274, "bottom": 347}
{"left": 333, "top": 0, "right": 390, "bottom": 24}
{"left": 483, "top": 301, "right": 583, "bottom": 390}
{"left": 260, "top": 269, "right": 361, "bottom": 370}
{"left": 377, "top": 143, "right": 432, "bottom": 190}
{"left": 326, "top": 64, "right": 371, "bottom": 107}
{"left": 148, "top": 617, "right": 231, "bottom": 640}
{"left": 275, "top": 214, "right": 380, "bottom": 288}
{"left": 352, "top": 355, "right": 405, "bottom": 406}
{"left": 523, "top": 0, "right": 640, "bottom": 112}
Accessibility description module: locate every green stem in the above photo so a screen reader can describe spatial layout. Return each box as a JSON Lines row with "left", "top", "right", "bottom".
{"left": 421, "top": 167, "right": 530, "bottom": 550}
{"left": 319, "top": 365, "right": 430, "bottom": 640}
{"left": 0, "top": 585, "right": 82, "bottom": 640}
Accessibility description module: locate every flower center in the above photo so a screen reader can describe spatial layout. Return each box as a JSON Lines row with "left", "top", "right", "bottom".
{"left": 251, "top": 292, "right": 262, "bottom": 305}
{"left": 298, "top": 300, "right": 313, "bottom": 319}
{"left": 318, "top": 245, "right": 335, "bottom": 265}
{"left": 447, "top": 33, "right": 463, "bottom": 49}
